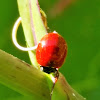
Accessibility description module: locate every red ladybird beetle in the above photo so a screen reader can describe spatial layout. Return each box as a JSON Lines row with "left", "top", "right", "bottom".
{"left": 36, "top": 32, "right": 67, "bottom": 69}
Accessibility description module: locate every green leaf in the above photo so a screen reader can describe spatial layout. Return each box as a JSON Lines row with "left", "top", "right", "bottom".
{"left": 0, "top": 50, "right": 51, "bottom": 100}
{"left": 0, "top": 50, "right": 86, "bottom": 100}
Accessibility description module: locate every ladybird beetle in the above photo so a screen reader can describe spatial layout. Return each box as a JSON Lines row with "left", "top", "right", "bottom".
{"left": 36, "top": 32, "right": 67, "bottom": 69}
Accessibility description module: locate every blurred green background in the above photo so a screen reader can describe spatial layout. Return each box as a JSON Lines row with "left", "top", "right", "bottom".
{"left": 0, "top": 0, "right": 100, "bottom": 100}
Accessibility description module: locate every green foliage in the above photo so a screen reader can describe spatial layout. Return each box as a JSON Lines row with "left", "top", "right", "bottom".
{"left": 0, "top": 0, "right": 100, "bottom": 100}
{"left": 0, "top": 49, "right": 85, "bottom": 100}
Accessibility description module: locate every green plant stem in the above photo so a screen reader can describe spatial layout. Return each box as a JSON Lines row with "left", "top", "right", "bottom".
{"left": 17, "top": 0, "right": 47, "bottom": 68}
{"left": 0, "top": 50, "right": 86, "bottom": 100}
{"left": 0, "top": 50, "right": 51, "bottom": 100}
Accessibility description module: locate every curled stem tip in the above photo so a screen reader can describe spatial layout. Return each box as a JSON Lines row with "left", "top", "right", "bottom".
{"left": 12, "top": 17, "right": 37, "bottom": 51}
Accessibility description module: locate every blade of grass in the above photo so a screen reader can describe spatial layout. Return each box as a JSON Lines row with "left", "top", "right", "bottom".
{"left": 17, "top": 0, "right": 47, "bottom": 68}
{"left": 0, "top": 50, "right": 51, "bottom": 100}
{"left": 0, "top": 49, "right": 86, "bottom": 100}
